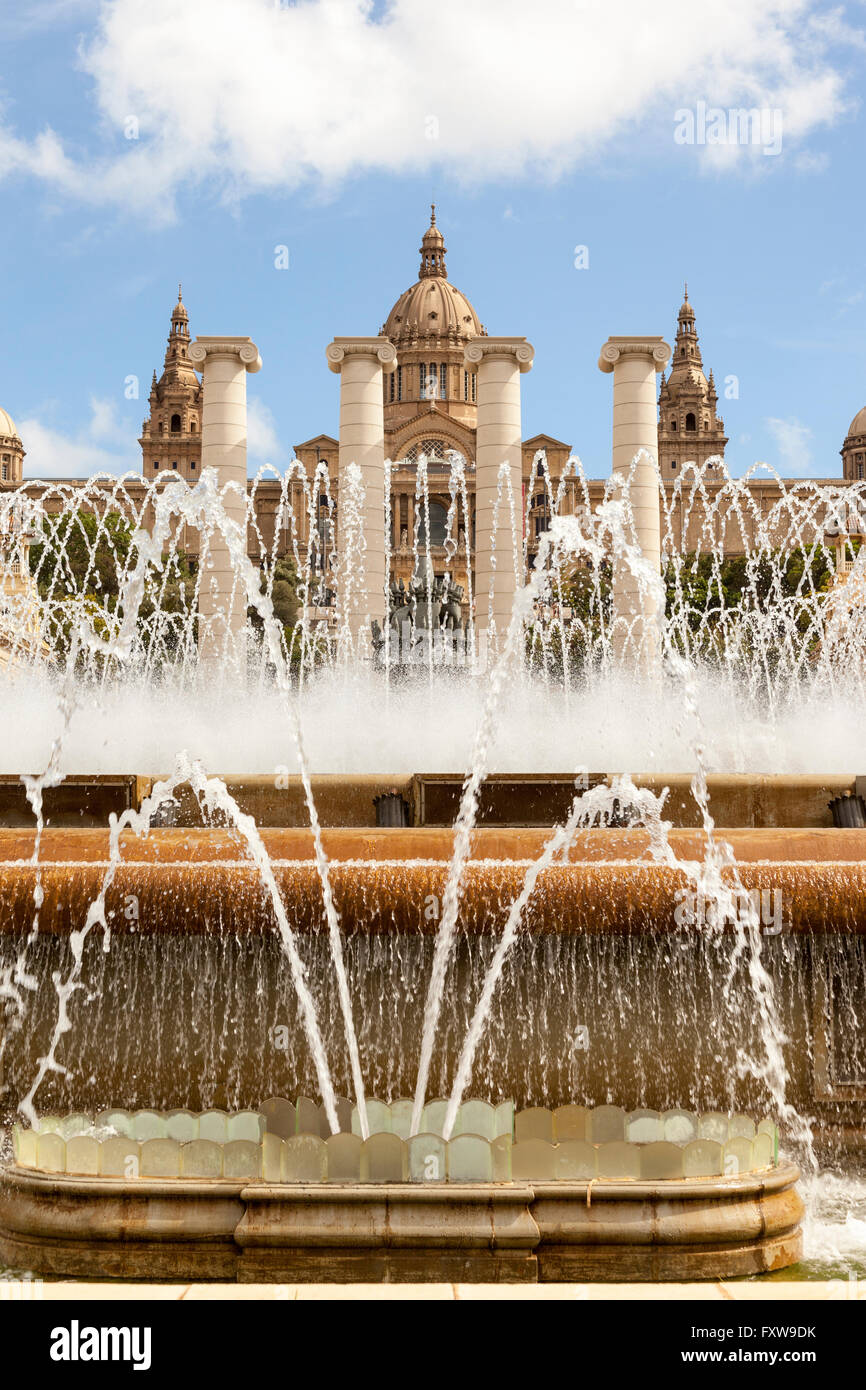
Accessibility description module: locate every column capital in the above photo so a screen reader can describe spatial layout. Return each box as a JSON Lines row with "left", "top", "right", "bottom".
{"left": 464, "top": 336, "right": 534, "bottom": 373}
{"left": 326, "top": 336, "right": 397, "bottom": 374}
{"left": 598, "top": 336, "right": 670, "bottom": 374}
{"left": 190, "top": 336, "right": 262, "bottom": 373}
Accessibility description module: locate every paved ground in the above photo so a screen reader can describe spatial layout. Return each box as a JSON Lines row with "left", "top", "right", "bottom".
{"left": 14, "top": 1281, "right": 862, "bottom": 1300}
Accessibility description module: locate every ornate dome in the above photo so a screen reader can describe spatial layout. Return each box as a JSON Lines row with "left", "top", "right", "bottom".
{"left": 381, "top": 206, "right": 484, "bottom": 346}
{"left": 0, "top": 408, "right": 20, "bottom": 440}
{"left": 847, "top": 407, "right": 866, "bottom": 437}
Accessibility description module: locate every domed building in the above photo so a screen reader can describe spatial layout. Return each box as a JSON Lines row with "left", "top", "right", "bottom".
{"left": 0, "top": 408, "right": 25, "bottom": 487}
{"left": 292, "top": 207, "right": 572, "bottom": 595}
{"left": 841, "top": 407, "right": 866, "bottom": 481}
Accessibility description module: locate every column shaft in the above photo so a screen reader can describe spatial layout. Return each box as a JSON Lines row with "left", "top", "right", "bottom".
{"left": 326, "top": 338, "right": 397, "bottom": 638}
{"left": 465, "top": 337, "right": 534, "bottom": 646}
{"left": 598, "top": 336, "right": 671, "bottom": 662}
{"left": 189, "top": 336, "right": 262, "bottom": 665}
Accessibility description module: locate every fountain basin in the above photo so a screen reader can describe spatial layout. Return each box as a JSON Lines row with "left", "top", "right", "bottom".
{"left": 0, "top": 1161, "right": 802, "bottom": 1283}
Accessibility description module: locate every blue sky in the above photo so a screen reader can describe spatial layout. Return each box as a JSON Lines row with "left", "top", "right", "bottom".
{"left": 1, "top": 0, "right": 865, "bottom": 479}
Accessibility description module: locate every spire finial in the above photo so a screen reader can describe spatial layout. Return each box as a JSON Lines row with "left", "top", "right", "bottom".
{"left": 684, "top": 281, "right": 688, "bottom": 301}
{"left": 178, "top": 282, "right": 183, "bottom": 303}
{"left": 418, "top": 205, "right": 447, "bottom": 280}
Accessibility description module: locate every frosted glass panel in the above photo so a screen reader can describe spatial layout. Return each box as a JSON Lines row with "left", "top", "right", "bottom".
{"left": 512, "top": 1139, "right": 556, "bottom": 1182}
{"left": 181, "top": 1140, "right": 223, "bottom": 1178}
{"left": 362, "top": 1133, "right": 405, "bottom": 1183}
{"left": 262, "top": 1132, "right": 284, "bottom": 1182}
{"left": 724, "top": 1137, "right": 754, "bottom": 1175}
{"left": 515, "top": 1108, "right": 554, "bottom": 1143}
{"left": 262, "top": 1097, "right": 295, "bottom": 1139}
{"left": 165, "top": 1111, "right": 198, "bottom": 1144}
{"left": 553, "top": 1105, "right": 588, "bottom": 1142}
{"left": 132, "top": 1111, "right": 166, "bottom": 1142}
{"left": 626, "top": 1110, "right": 663, "bottom": 1143}
{"left": 698, "top": 1112, "right": 729, "bottom": 1144}
{"left": 408, "top": 1133, "right": 447, "bottom": 1182}
{"left": 448, "top": 1134, "right": 492, "bottom": 1182}
{"left": 421, "top": 1100, "right": 448, "bottom": 1137}
{"left": 36, "top": 1133, "right": 65, "bottom": 1173}
{"left": 589, "top": 1106, "right": 626, "bottom": 1143}
{"left": 296, "top": 1097, "right": 321, "bottom": 1136}
{"left": 326, "top": 1133, "right": 362, "bottom": 1182}
{"left": 491, "top": 1134, "right": 512, "bottom": 1181}
{"left": 140, "top": 1138, "right": 181, "bottom": 1177}
{"left": 100, "top": 1137, "right": 140, "bottom": 1177}
{"left": 227, "top": 1112, "right": 263, "bottom": 1143}
{"left": 683, "top": 1140, "right": 723, "bottom": 1178}
{"left": 663, "top": 1110, "right": 697, "bottom": 1143}
{"left": 198, "top": 1111, "right": 228, "bottom": 1144}
{"left": 389, "top": 1100, "right": 414, "bottom": 1140}
{"left": 456, "top": 1101, "right": 495, "bottom": 1141}
{"left": 223, "top": 1140, "right": 261, "bottom": 1180}
{"left": 556, "top": 1140, "right": 599, "bottom": 1180}
{"left": 596, "top": 1141, "right": 639, "bottom": 1179}
{"left": 640, "top": 1142, "right": 684, "bottom": 1180}
{"left": 282, "top": 1135, "right": 326, "bottom": 1183}
{"left": 66, "top": 1136, "right": 100, "bottom": 1176}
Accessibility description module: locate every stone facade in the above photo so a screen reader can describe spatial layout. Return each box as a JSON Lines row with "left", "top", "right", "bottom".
{"left": 0, "top": 210, "right": 860, "bottom": 582}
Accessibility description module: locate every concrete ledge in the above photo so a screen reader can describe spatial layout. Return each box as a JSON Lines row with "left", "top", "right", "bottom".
{"left": 0, "top": 1162, "right": 803, "bottom": 1284}
{"left": 0, "top": 774, "right": 853, "bottom": 830}
{"left": 0, "top": 847, "right": 863, "bottom": 934}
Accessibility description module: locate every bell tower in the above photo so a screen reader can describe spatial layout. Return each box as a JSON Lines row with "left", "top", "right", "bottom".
{"left": 657, "top": 286, "right": 727, "bottom": 481}
{"left": 139, "top": 287, "right": 204, "bottom": 482}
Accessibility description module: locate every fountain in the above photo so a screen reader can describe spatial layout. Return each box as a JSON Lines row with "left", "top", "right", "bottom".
{"left": 0, "top": 320, "right": 864, "bottom": 1285}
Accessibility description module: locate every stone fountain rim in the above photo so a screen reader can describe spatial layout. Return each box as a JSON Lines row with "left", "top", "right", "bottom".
{"left": 2, "top": 1159, "right": 800, "bottom": 1202}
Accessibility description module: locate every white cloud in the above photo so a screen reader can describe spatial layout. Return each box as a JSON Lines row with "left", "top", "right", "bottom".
{"left": 247, "top": 397, "right": 284, "bottom": 466}
{"left": 766, "top": 415, "right": 814, "bottom": 475}
{"left": 21, "top": 397, "right": 138, "bottom": 478}
{"left": 0, "top": 0, "right": 857, "bottom": 214}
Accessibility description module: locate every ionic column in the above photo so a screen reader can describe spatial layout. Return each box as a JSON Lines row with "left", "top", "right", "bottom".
{"left": 464, "top": 337, "right": 534, "bottom": 645}
{"left": 326, "top": 337, "right": 397, "bottom": 637}
{"left": 598, "top": 336, "right": 671, "bottom": 663}
{"left": 188, "top": 336, "right": 262, "bottom": 664}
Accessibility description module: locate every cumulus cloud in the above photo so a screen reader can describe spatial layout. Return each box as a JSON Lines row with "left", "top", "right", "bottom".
{"left": 247, "top": 396, "right": 285, "bottom": 466}
{"left": 0, "top": 0, "right": 858, "bottom": 215}
{"left": 21, "top": 398, "right": 139, "bottom": 478}
{"left": 766, "top": 415, "right": 814, "bottom": 475}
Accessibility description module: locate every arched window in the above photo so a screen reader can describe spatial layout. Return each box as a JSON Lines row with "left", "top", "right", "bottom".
{"left": 417, "top": 500, "right": 449, "bottom": 546}
{"left": 671, "top": 419, "right": 677, "bottom": 431}
{"left": 190, "top": 420, "right": 196, "bottom": 433}
{"left": 704, "top": 419, "right": 709, "bottom": 430}
{"left": 685, "top": 412, "right": 696, "bottom": 431}
{"left": 536, "top": 460, "right": 545, "bottom": 477}
{"left": 419, "top": 363, "right": 427, "bottom": 399}
{"left": 439, "top": 363, "right": 447, "bottom": 398}
{"left": 170, "top": 413, "right": 182, "bottom": 432}
{"left": 1, "top": 464, "right": 7, "bottom": 481}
